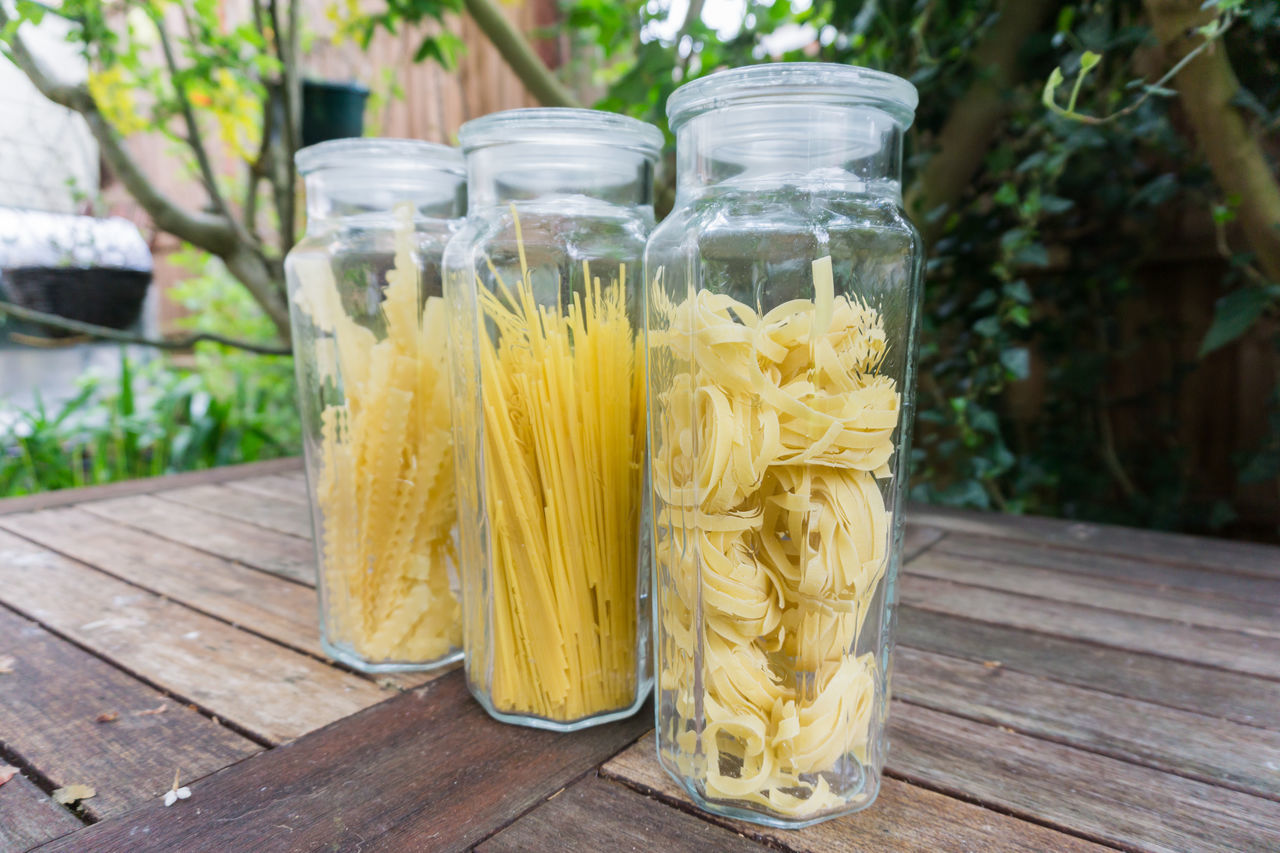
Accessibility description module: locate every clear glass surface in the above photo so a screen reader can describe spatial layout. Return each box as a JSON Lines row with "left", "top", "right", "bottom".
{"left": 646, "top": 63, "right": 924, "bottom": 826}
{"left": 444, "top": 109, "right": 661, "bottom": 730}
{"left": 285, "top": 138, "right": 467, "bottom": 672}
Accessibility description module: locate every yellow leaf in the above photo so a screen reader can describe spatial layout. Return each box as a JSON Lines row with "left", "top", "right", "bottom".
{"left": 52, "top": 784, "right": 96, "bottom": 805}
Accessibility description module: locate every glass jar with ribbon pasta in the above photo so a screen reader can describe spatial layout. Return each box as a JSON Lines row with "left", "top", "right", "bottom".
{"left": 646, "top": 63, "right": 924, "bottom": 828}
{"left": 444, "top": 109, "right": 662, "bottom": 730}
{"left": 285, "top": 139, "right": 466, "bottom": 672}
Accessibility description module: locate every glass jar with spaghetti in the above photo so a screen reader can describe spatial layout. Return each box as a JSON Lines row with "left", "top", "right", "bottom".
{"left": 646, "top": 64, "right": 924, "bottom": 827}
{"left": 444, "top": 109, "right": 661, "bottom": 730}
{"left": 285, "top": 138, "right": 466, "bottom": 672}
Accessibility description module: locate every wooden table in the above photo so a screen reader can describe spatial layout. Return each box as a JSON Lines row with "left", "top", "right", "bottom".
{"left": 0, "top": 459, "right": 1277, "bottom": 852}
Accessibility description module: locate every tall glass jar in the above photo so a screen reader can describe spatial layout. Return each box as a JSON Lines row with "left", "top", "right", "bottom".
{"left": 646, "top": 64, "right": 923, "bottom": 827}
{"left": 444, "top": 109, "right": 662, "bottom": 730}
{"left": 286, "top": 138, "right": 466, "bottom": 672}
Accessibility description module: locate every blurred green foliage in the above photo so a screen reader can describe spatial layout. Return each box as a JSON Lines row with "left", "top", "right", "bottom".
{"left": 560, "top": 0, "right": 1280, "bottom": 535}
{"left": 0, "top": 253, "right": 300, "bottom": 498}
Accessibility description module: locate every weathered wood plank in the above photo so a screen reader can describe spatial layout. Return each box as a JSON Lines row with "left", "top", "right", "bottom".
{"left": 602, "top": 733, "right": 1109, "bottom": 853}
{"left": 907, "top": 549, "right": 1280, "bottom": 638}
{"left": 156, "top": 483, "right": 313, "bottom": 540}
{"left": 899, "top": 575, "right": 1280, "bottom": 679}
{"left": 894, "top": 647, "right": 1280, "bottom": 799}
{"left": 897, "top": 606, "right": 1280, "bottom": 729}
{"left": 933, "top": 533, "right": 1280, "bottom": 604}
{"left": 476, "top": 776, "right": 768, "bottom": 853}
{"left": 0, "top": 507, "right": 323, "bottom": 658}
{"left": 37, "top": 674, "right": 651, "bottom": 853}
{"left": 0, "top": 529, "right": 389, "bottom": 743}
{"left": 0, "top": 458, "right": 303, "bottom": 518}
{"left": 0, "top": 607, "right": 258, "bottom": 819}
{"left": 902, "top": 524, "right": 945, "bottom": 561}
{"left": 223, "top": 473, "right": 309, "bottom": 505}
{"left": 890, "top": 703, "right": 1280, "bottom": 853}
{"left": 0, "top": 771, "right": 81, "bottom": 853}
{"left": 80, "top": 494, "right": 315, "bottom": 585}
{"left": 909, "top": 503, "right": 1280, "bottom": 578}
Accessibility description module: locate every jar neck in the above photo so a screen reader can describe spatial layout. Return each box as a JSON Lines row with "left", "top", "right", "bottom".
{"left": 302, "top": 166, "right": 466, "bottom": 225}
{"left": 675, "top": 103, "right": 904, "bottom": 201}
{"left": 465, "top": 143, "right": 655, "bottom": 212}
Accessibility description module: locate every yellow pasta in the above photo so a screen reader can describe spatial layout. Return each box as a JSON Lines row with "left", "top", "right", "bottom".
{"left": 653, "top": 257, "right": 899, "bottom": 818}
{"left": 459, "top": 206, "right": 645, "bottom": 723}
{"left": 292, "top": 204, "right": 461, "bottom": 665}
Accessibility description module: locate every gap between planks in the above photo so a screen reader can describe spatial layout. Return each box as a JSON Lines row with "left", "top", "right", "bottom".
{"left": 908, "top": 503, "right": 1280, "bottom": 580}
{"left": 0, "top": 507, "right": 432, "bottom": 693}
{"left": 906, "top": 542, "right": 1280, "bottom": 639}
{"left": 896, "top": 606, "right": 1280, "bottom": 731}
{"left": 899, "top": 573, "right": 1280, "bottom": 682}
{"left": 0, "top": 528, "right": 396, "bottom": 745}
{"left": 601, "top": 733, "right": 1114, "bottom": 853}
{"left": 0, "top": 458, "right": 304, "bottom": 518}
{"left": 892, "top": 646, "right": 1280, "bottom": 801}
{"left": 0, "top": 603, "right": 260, "bottom": 821}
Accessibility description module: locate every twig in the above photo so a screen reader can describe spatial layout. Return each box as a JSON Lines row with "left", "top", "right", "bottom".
{"left": 0, "top": 300, "right": 291, "bottom": 356}
{"left": 153, "top": 10, "right": 228, "bottom": 218}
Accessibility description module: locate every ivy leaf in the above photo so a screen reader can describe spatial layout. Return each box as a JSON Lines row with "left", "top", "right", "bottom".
{"left": 1199, "top": 287, "right": 1275, "bottom": 357}
{"left": 1000, "top": 347, "right": 1031, "bottom": 379}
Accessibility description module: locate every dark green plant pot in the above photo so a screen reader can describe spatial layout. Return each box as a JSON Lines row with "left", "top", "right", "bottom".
{"left": 302, "top": 80, "right": 370, "bottom": 148}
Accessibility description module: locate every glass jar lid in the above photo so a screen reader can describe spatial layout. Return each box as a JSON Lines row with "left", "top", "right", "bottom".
{"left": 667, "top": 63, "right": 918, "bottom": 131}
{"left": 295, "top": 138, "right": 464, "bottom": 176}
{"left": 458, "top": 108, "right": 663, "bottom": 161}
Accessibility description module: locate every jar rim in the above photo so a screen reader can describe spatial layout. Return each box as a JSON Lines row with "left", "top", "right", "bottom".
{"left": 667, "top": 63, "right": 918, "bottom": 130}
{"left": 458, "top": 108, "right": 663, "bottom": 160}
{"left": 295, "top": 138, "right": 464, "bottom": 175}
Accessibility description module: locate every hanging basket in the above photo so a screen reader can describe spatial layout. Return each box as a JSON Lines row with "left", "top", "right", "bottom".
{"left": 0, "top": 208, "right": 152, "bottom": 340}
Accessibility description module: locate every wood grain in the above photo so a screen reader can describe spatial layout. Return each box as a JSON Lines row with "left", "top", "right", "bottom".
{"left": 933, "top": 533, "right": 1280, "bottom": 604}
{"left": 907, "top": 549, "right": 1280, "bottom": 638}
{"left": 0, "top": 771, "right": 81, "bottom": 853}
{"left": 0, "top": 458, "right": 303, "bottom": 518}
{"left": 899, "top": 574, "right": 1280, "bottom": 679}
{"left": 0, "top": 528, "right": 389, "bottom": 743}
{"left": 0, "top": 507, "right": 323, "bottom": 658}
{"left": 897, "top": 606, "right": 1280, "bottom": 729}
{"left": 890, "top": 703, "right": 1280, "bottom": 853}
{"left": 0, "top": 607, "right": 258, "bottom": 819}
{"left": 80, "top": 494, "right": 315, "bottom": 585}
{"left": 477, "top": 776, "right": 768, "bottom": 853}
{"left": 901, "top": 524, "right": 945, "bottom": 561}
{"left": 156, "top": 483, "right": 313, "bottom": 540}
{"left": 38, "top": 673, "right": 651, "bottom": 853}
{"left": 603, "top": 733, "right": 1109, "bottom": 853}
{"left": 223, "top": 473, "right": 309, "bottom": 505}
{"left": 893, "top": 647, "right": 1280, "bottom": 799}
{"left": 909, "top": 504, "right": 1280, "bottom": 578}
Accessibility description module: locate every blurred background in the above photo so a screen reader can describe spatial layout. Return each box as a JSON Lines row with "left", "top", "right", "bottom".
{"left": 0, "top": 0, "right": 1276, "bottom": 542}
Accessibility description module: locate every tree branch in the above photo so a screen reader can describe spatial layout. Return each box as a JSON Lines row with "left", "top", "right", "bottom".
{"left": 1142, "top": 0, "right": 1280, "bottom": 282}
{"left": 0, "top": 300, "right": 291, "bottom": 356}
{"left": 905, "top": 0, "right": 1058, "bottom": 247}
{"left": 0, "top": 7, "right": 237, "bottom": 256}
{"left": 153, "top": 10, "right": 229, "bottom": 218}
{"left": 463, "top": 0, "right": 581, "bottom": 107}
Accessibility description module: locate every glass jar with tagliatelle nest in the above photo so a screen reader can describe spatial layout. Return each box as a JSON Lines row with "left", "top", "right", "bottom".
{"left": 444, "top": 109, "right": 661, "bottom": 731}
{"left": 285, "top": 138, "right": 466, "bottom": 672}
{"left": 645, "top": 64, "right": 924, "bottom": 828}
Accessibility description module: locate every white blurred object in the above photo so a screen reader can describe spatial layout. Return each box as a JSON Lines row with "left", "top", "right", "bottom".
{"left": 0, "top": 11, "right": 98, "bottom": 213}
{"left": 0, "top": 208, "right": 151, "bottom": 271}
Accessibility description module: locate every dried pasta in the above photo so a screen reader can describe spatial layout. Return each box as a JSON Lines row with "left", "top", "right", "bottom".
{"left": 653, "top": 256, "right": 899, "bottom": 817}
{"left": 459, "top": 207, "right": 645, "bottom": 722}
{"left": 292, "top": 204, "right": 461, "bottom": 664}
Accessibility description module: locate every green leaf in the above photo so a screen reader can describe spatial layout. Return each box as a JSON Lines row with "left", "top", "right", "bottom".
{"left": 1199, "top": 288, "right": 1275, "bottom": 356}
{"left": 1000, "top": 347, "right": 1031, "bottom": 379}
